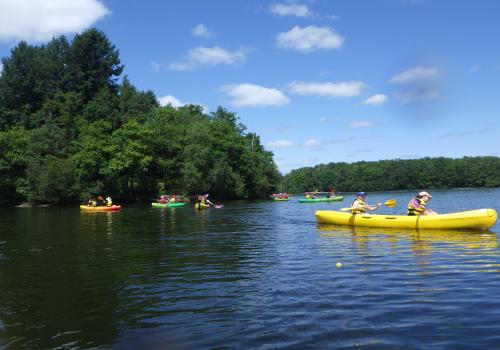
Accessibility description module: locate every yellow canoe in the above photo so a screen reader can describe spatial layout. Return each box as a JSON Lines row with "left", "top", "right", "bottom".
{"left": 315, "top": 209, "right": 497, "bottom": 230}
{"left": 80, "top": 205, "right": 122, "bottom": 212}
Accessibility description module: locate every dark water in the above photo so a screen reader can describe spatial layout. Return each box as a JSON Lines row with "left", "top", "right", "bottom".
{"left": 1, "top": 188, "right": 500, "bottom": 349}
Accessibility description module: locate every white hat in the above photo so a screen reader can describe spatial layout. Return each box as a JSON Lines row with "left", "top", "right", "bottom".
{"left": 418, "top": 191, "right": 432, "bottom": 198}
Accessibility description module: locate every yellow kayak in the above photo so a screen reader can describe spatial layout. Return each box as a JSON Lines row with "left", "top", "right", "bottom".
{"left": 195, "top": 203, "right": 210, "bottom": 210}
{"left": 80, "top": 205, "right": 122, "bottom": 212}
{"left": 315, "top": 209, "right": 497, "bottom": 230}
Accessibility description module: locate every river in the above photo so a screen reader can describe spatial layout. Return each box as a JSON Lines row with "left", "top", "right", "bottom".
{"left": 1, "top": 188, "right": 500, "bottom": 349}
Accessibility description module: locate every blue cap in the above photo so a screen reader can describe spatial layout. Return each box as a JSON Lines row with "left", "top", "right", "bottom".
{"left": 356, "top": 191, "right": 366, "bottom": 197}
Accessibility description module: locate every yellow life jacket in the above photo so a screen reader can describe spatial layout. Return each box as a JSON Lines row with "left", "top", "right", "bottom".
{"left": 407, "top": 197, "right": 426, "bottom": 215}
{"left": 351, "top": 199, "right": 366, "bottom": 214}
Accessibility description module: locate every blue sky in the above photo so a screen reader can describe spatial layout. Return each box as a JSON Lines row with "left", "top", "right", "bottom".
{"left": 1, "top": 0, "right": 499, "bottom": 174}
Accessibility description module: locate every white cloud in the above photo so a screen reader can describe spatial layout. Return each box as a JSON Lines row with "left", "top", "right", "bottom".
{"left": 158, "top": 95, "right": 209, "bottom": 113}
{"left": 221, "top": 83, "right": 290, "bottom": 107}
{"left": 349, "top": 120, "right": 374, "bottom": 128}
{"left": 267, "top": 140, "right": 294, "bottom": 148}
{"left": 276, "top": 25, "right": 344, "bottom": 53}
{"left": 363, "top": 94, "right": 387, "bottom": 105}
{"left": 304, "top": 138, "right": 320, "bottom": 147}
{"left": 319, "top": 117, "right": 328, "bottom": 123}
{"left": 158, "top": 95, "right": 184, "bottom": 108}
{"left": 192, "top": 24, "right": 213, "bottom": 38}
{"left": 168, "top": 46, "right": 245, "bottom": 71}
{"left": 269, "top": 3, "right": 311, "bottom": 17}
{"left": 288, "top": 81, "right": 365, "bottom": 97}
{"left": 390, "top": 66, "right": 440, "bottom": 84}
{"left": 394, "top": 88, "right": 439, "bottom": 104}
{"left": 469, "top": 64, "right": 480, "bottom": 73}
{"left": 0, "top": 0, "right": 109, "bottom": 42}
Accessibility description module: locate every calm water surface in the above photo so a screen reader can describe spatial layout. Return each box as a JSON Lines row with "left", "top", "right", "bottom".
{"left": 1, "top": 188, "right": 500, "bottom": 349}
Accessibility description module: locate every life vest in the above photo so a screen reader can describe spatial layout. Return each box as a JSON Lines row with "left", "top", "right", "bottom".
{"left": 407, "top": 197, "right": 426, "bottom": 216}
{"left": 351, "top": 199, "right": 366, "bottom": 214}
{"left": 160, "top": 197, "right": 167, "bottom": 204}
{"left": 105, "top": 197, "right": 112, "bottom": 207}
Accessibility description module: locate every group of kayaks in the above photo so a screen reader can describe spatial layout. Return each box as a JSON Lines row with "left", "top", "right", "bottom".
{"left": 273, "top": 196, "right": 344, "bottom": 203}
{"left": 80, "top": 201, "right": 222, "bottom": 212}
{"left": 81, "top": 194, "right": 498, "bottom": 230}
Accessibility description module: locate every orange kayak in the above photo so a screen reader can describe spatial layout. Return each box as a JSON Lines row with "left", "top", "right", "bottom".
{"left": 80, "top": 205, "right": 122, "bottom": 212}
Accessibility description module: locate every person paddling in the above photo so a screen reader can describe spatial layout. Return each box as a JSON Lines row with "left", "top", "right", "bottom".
{"left": 407, "top": 191, "right": 438, "bottom": 216}
{"left": 351, "top": 192, "right": 381, "bottom": 214}
{"left": 159, "top": 195, "right": 167, "bottom": 204}
{"left": 204, "top": 194, "right": 214, "bottom": 206}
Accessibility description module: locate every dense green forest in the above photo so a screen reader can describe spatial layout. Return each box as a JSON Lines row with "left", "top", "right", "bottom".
{"left": 0, "top": 28, "right": 280, "bottom": 206}
{"left": 280, "top": 157, "right": 500, "bottom": 194}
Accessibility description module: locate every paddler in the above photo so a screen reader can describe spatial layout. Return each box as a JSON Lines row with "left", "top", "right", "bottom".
{"left": 204, "top": 194, "right": 214, "bottom": 206}
{"left": 407, "top": 191, "right": 438, "bottom": 215}
{"left": 351, "top": 192, "right": 381, "bottom": 214}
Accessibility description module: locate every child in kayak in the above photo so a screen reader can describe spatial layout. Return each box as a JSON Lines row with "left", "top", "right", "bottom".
{"left": 407, "top": 191, "right": 438, "bottom": 215}
{"left": 351, "top": 192, "right": 381, "bottom": 214}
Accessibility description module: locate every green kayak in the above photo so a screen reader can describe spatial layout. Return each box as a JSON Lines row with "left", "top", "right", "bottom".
{"left": 298, "top": 196, "right": 343, "bottom": 203}
{"left": 151, "top": 202, "right": 186, "bottom": 208}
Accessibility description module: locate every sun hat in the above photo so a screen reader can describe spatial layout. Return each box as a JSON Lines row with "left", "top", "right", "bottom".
{"left": 356, "top": 191, "right": 367, "bottom": 197}
{"left": 418, "top": 191, "right": 432, "bottom": 198}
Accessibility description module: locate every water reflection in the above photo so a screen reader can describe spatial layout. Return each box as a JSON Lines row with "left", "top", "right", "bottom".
{"left": 80, "top": 210, "right": 120, "bottom": 236}
{"left": 317, "top": 224, "right": 497, "bottom": 250}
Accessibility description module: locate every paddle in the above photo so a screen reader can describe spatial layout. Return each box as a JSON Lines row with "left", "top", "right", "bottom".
{"left": 339, "top": 199, "right": 397, "bottom": 212}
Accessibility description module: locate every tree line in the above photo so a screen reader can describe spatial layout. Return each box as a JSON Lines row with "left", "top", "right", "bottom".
{"left": 280, "top": 157, "right": 500, "bottom": 194}
{"left": 0, "top": 29, "right": 281, "bottom": 206}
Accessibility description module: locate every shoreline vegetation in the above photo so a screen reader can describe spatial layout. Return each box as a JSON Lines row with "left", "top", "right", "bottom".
{"left": 280, "top": 157, "right": 500, "bottom": 194}
{"left": 0, "top": 29, "right": 281, "bottom": 207}
{"left": 1, "top": 29, "right": 499, "bottom": 207}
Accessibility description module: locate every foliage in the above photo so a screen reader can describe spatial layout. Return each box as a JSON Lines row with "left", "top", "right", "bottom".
{"left": 0, "top": 29, "right": 280, "bottom": 205}
{"left": 280, "top": 157, "right": 500, "bottom": 194}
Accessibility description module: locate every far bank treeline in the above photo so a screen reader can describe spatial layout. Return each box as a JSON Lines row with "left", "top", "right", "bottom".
{"left": 280, "top": 156, "right": 500, "bottom": 194}
{"left": 0, "top": 29, "right": 281, "bottom": 206}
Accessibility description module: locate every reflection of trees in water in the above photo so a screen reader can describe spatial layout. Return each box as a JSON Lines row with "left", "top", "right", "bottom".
{"left": 0, "top": 208, "right": 123, "bottom": 348}
{"left": 112, "top": 202, "right": 276, "bottom": 342}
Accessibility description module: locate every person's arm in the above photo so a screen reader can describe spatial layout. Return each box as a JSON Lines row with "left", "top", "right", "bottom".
{"left": 366, "top": 203, "right": 382, "bottom": 211}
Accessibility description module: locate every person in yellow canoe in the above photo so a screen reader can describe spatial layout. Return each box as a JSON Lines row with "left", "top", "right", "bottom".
{"left": 87, "top": 197, "right": 97, "bottom": 207}
{"left": 105, "top": 196, "right": 112, "bottom": 207}
{"left": 351, "top": 192, "right": 382, "bottom": 214}
{"left": 407, "top": 191, "right": 438, "bottom": 216}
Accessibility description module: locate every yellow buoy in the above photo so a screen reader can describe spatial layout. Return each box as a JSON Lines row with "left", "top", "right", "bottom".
{"left": 336, "top": 262, "right": 342, "bottom": 268}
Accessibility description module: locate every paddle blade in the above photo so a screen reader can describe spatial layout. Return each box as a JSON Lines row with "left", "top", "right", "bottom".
{"left": 384, "top": 199, "right": 397, "bottom": 207}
